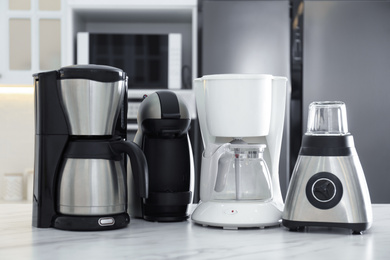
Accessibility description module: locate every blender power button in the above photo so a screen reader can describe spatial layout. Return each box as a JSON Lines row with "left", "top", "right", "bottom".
{"left": 98, "top": 217, "right": 115, "bottom": 226}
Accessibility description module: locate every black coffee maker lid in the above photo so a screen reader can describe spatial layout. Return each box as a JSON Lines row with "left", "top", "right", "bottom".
{"left": 59, "top": 64, "right": 126, "bottom": 82}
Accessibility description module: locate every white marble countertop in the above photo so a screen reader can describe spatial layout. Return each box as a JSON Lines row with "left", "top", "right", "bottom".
{"left": 0, "top": 204, "right": 389, "bottom": 260}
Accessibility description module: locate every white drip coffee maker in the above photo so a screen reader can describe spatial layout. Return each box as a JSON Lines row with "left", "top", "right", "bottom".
{"left": 192, "top": 74, "right": 288, "bottom": 228}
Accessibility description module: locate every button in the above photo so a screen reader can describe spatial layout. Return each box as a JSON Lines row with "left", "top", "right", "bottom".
{"left": 98, "top": 217, "right": 115, "bottom": 226}
{"left": 306, "top": 171, "right": 343, "bottom": 210}
{"left": 224, "top": 209, "right": 238, "bottom": 215}
{"left": 312, "top": 178, "right": 336, "bottom": 202}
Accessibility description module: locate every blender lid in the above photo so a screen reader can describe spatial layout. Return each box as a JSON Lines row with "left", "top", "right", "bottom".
{"left": 59, "top": 64, "right": 127, "bottom": 82}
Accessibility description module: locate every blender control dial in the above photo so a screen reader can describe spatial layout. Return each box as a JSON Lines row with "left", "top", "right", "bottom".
{"left": 312, "top": 178, "right": 336, "bottom": 202}
{"left": 306, "top": 172, "right": 343, "bottom": 209}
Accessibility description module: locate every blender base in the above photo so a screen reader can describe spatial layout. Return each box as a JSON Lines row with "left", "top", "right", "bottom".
{"left": 282, "top": 219, "right": 371, "bottom": 234}
{"left": 191, "top": 200, "right": 282, "bottom": 229}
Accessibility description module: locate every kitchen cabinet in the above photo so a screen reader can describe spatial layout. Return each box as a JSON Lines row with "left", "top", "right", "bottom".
{"left": 1, "top": 0, "right": 198, "bottom": 85}
{"left": 0, "top": 0, "right": 63, "bottom": 84}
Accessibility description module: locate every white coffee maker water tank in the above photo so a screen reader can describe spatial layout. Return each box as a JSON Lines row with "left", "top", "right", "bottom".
{"left": 203, "top": 74, "right": 272, "bottom": 137}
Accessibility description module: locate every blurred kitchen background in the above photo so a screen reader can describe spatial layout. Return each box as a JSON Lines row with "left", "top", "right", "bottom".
{"left": 0, "top": 0, "right": 389, "bottom": 204}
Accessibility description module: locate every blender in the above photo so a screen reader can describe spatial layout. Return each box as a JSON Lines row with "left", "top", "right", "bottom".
{"left": 282, "top": 101, "right": 372, "bottom": 234}
{"left": 191, "top": 74, "right": 288, "bottom": 229}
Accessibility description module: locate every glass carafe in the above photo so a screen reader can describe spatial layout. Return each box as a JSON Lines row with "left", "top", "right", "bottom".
{"left": 306, "top": 101, "right": 349, "bottom": 135}
{"left": 213, "top": 143, "right": 272, "bottom": 201}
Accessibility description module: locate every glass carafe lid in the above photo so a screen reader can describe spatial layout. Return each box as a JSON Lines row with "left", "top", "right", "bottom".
{"left": 213, "top": 142, "right": 272, "bottom": 201}
{"left": 306, "top": 101, "right": 349, "bottom": 135}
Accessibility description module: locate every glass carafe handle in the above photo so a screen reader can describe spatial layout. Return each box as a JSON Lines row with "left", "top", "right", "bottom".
{"left": 215, "top": 152, "right": 232, "bottom": 192}
{"left": 259, "top": 157, "right": 273, "bottom": 200}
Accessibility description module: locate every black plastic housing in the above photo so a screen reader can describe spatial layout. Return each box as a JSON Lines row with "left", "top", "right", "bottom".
{"left": 54, "top": 213, "right": 130, "bottom": 231}
{"left": 138, "top": 91, "right": 193, "bottom": 222}
{"left": 282, "top": 219, "right": 370, "bottom": 235}
{"left": 141, "top": 119, "right": 192, "bottom": 221}
{"left": 299, "top": 134, "right": 356, "bottom": 156}
{"left": 33, "top": 70, "right": 69, "bottom": 228}
{"left": 59, "top": 64, "right": 127, "bottom": 82}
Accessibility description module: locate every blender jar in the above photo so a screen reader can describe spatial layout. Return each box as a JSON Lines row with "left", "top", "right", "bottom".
{"left": 306, "top": 101, "right": 349, "bottom": 135}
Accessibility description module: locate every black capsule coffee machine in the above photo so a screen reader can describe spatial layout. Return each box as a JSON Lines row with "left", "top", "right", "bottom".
{"left": 129, "top": 90, "right": 193, "bottom": 222}
{"left": 33, "top": 65, "right": 148, "bottom": 231}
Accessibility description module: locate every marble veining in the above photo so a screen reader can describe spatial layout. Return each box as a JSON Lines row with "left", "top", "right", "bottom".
{"left": 0, "top": 204, "right": 389, "bottom": 259}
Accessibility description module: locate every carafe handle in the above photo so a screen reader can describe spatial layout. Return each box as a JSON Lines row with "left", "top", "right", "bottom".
{"left": 215, "top": 153, "right": 232, "bottom": 192}
{"left": 110, "top": 140, "right": 149, "bottom": 199}
{"left": 203, "top": 143, "right": 231, "bottom": 195}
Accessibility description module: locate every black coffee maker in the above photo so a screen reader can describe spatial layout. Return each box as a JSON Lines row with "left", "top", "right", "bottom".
{"left": 129, "top": 91, "right": 193, "bottom": 222}
{"left": 33, "top": 65, "right": 148, "bottom": 231}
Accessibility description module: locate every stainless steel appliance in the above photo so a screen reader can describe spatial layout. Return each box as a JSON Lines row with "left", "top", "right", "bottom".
{"left": 192, "top": 74, "right": 288, "bottom": 229}
{"left": 283, "top": 101, "right": 372, "bottom": 234}
{"left": 130, "top": 90, "right": 194, "bottom": 221}
{"left": 33, "top": 65, "right": 148, "bottom": 231}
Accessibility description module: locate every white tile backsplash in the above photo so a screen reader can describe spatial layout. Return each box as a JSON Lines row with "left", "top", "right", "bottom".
{"left": 0, "top": 92, "right": 34, "bottom": 202}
